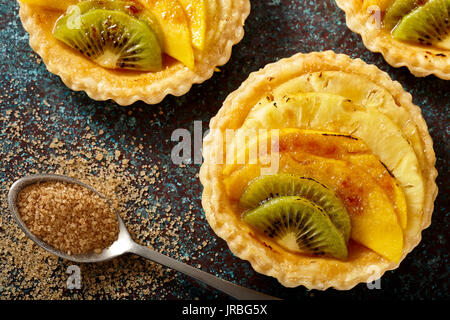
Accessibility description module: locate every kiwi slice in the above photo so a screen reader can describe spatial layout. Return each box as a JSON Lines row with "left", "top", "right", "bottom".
{"left": 53, "top": 9, "right": 162, "bottom": 71}
{"left": 384, "top": 0, "right": 419, "bottom": 30}
{"left": 240, "top": 174, "right": 351, "bottom": 242}
{"left": 70, "top": 0, "right": 164, "bottom": 46}
{"left": 392, "top": 0, "right": 450, "bottom": 49}
{"left": 243, "top": 196, "right": 348, "bottom": 260}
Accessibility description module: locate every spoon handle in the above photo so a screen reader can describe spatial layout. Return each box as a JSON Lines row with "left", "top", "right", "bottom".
{"left": 129, "top": 243, "right": 280, "bottom": 300}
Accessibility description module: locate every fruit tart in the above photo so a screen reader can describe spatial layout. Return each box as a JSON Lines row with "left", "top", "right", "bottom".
{"left": 199, "top": 51, "right": 438, "bottom": 289}
{"left": 335, "top": 0, "right": 450, "bottom": 79}
{"left": 18, "top": 0, "right": 250, "bottom": 105}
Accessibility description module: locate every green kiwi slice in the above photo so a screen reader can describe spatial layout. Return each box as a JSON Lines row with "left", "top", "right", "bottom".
{"left": 243, "top": 196, "right": 348, "bottom": 260}
{"left": 392, "top": 0, "right": 450, "bottom": 49}
{"left": 68, "top": 0, "right": 164, "bottom": 46}
{"left": 53, "top": 9, "right": 162, "bottom": 71}
{"left": 240, "top": 174, "right": 351, "bottom": 242}
{"left": 384, "top": 0, "right": 419, "bottom": 30}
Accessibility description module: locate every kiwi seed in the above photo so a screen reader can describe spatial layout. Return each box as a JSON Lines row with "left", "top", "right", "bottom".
{"left": 53, "top": 8, "right": 162, "bottom": 71}
{"left": 243, "top": 196, "right": 348, "bottom": 260}
{"left": 384, "top": 0, "right": 419, "bottom": 30}
{"left": 240, "top": 173, "right": 351, "bottom": 242}
{"left": 392, "top": 0, "right": 450, "bottom": 50}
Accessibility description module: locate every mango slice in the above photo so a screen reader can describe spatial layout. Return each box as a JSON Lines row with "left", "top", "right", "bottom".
{"left": 346, "top": 154, "right": 408, "bottom": 230}
{"left": 141, "top": 0, "right": 195, "bottom": 68}
{"left": 178, "top": 0, "right": 207, "bottom": 50}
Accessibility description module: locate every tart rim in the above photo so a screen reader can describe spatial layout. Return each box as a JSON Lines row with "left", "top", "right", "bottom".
{"left": 199, "top": 51, "right": 438, "bottom": 289}
{"left": 19, "top": 0, "right": 251, "bottom": 105}
{"left": 335, "top": 0, "right": 450, "bottom": 80}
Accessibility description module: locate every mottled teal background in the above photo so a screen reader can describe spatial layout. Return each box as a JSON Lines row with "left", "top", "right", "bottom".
{"left": 0, "top": 0, "right": 448, "bottom": 300}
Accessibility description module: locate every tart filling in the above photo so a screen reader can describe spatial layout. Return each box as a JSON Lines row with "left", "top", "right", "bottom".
{"left": 380, "top": 0, "right": 450, "bottom": 49}
{"left": 200, "top": 51, "right": 437, "bottom": 289}
{"left": 336, "top": 0, "right": 450, "bottom": 79}
{"left": 24, "top": 0, "right": 200, "bottom": 70}
{"left": 18, "top": 0, "right": 250, "bottom": 104}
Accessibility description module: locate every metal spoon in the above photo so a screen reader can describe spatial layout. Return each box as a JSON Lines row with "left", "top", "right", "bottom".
{"left": 8, "top": 174, "right": 279, "bottom": 300}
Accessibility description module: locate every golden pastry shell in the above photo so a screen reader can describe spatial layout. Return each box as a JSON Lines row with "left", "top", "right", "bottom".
{"left": 19, "top": 0, "right": 251, "bottom": 105}
{"left": 199, "top": 51, "right": 438, "bottom": 289}
{"left": 335, "top": 0, "right": 450, "bottom": 80}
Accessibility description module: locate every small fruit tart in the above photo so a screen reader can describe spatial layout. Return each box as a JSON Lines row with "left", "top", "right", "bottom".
{"left": 18, "top": 0, "right": 250, "bottom": 105}
{"left": 199, "top": 51, "right": 438, "bottom": 289}
{"left": 335, "top": 0, "right": 450, "bottom": 79}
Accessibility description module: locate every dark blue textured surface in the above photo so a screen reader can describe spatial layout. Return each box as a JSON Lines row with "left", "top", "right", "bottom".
{"left": 0, "top": 0, "right": 448, "bottom": 300}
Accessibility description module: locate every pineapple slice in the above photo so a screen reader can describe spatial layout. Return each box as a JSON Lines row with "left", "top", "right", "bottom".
{"left": 271, "top": 71, "right": 425, "bottom": 170}
{"left": 178, "top": 0, "right": 207, "bottom": 50}
{"left": 140, "top": 0, "right": 195, "bottom": 69}
{"left": 19, "top": 0, "right": 78, "bottom": 11}
{"left": 393, "top": 181, "right": 408, "bottom": 229}
{"left": 240, "top": 92, "right": 424, "bottom": 229}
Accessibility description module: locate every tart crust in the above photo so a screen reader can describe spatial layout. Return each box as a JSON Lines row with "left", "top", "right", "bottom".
{"left": 19, "top": 0, "right": 251, "bottom": 105}
{"left": 199, "top": 51, "right": 438, "bottom": 289}
{"left": 335, "top": 0, "right": 450, "bottom": 79}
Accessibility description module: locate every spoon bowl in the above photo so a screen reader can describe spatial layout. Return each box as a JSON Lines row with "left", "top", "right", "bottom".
{"left": 8, "top": 174, "right": 133, "bottom": 263}
{"left": 8, "top": 174, "right": 279, "bottom": 300}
